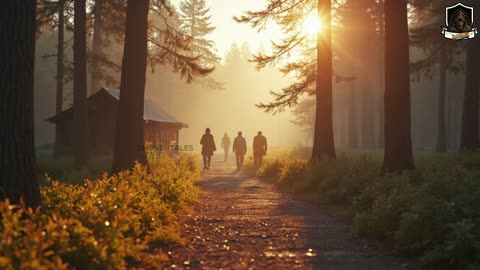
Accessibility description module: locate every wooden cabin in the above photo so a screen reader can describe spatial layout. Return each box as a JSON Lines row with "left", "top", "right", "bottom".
{"left": 47, "top": 88, "right": 188, "bottom": 156}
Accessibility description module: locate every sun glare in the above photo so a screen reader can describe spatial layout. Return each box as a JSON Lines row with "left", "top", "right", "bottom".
{"left": 303, "top": 13, "right": 323, "bottom": 36}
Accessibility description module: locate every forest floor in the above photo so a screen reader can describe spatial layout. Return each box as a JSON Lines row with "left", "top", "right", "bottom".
{"left": 166, "top": 156, "right": 423, "bottom": 270}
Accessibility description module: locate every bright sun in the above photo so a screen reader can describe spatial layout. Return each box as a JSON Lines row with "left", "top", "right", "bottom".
{"left": 302, "top": 13, "right": 323, "bottom": 36}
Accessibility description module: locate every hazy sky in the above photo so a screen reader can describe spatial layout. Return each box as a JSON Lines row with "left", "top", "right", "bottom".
{"left": 174, "top": 0, "right": 282, "bottom": 59}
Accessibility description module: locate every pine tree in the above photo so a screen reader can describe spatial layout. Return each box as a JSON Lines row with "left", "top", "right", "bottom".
{"left": 147, "top": 1, "right": 213, "bottom": 82}
{"left": 240, "top": 42, "right": 252, "bottom": 61}
{"left": 111, "top": 0, "right": 150, "bottom": 173}
{"left": 179, "top": 0, "right": 220, "bottom": 66}
{"left": 224, "top": 42, "right": 242, "bottom": 68}
{"left": 236, "top": 0, "right": 336, "bottom": 161}
{"left": 111, "top": 0, "right": 213, "bottom": 172}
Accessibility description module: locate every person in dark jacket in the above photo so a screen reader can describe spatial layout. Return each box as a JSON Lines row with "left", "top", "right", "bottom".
{"left": 200, "top": 128, "right": 216, "bottom": 170}
{"left": 232, "top": 131, "right": 247, "bottom": 171}
{"left": 253, "top": 131, "right": 267, "bottom": 168}
{"left": 221, "top": 133, "right": 231, "bottom": 162}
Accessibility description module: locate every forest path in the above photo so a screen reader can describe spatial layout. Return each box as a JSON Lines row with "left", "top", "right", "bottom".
{"left": 166, "top": 155, "right": 421, "bottom": 270}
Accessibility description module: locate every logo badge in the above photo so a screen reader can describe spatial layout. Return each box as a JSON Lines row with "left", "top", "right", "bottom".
{"left": 442, "top": 3, "right": 477, "bottom": 40}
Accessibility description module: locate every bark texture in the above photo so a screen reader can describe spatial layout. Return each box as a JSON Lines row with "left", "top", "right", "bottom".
{"left": 382, "top": 0, "right": 415, "bottom": 172}
{"left": 0, "top": 0, "right": 41, "bottom": 208}
{"left": 111, "top": 0, "right": 150, "bottom": 173}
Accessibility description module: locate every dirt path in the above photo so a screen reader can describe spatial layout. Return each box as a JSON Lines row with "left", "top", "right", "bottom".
{"left": 166, "top": 156, "right": 421, "bottom": 270}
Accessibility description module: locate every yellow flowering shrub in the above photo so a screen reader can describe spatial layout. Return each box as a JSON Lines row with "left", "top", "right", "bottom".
{"left": 0, "top": 154, "right": 199, "bottom": 269}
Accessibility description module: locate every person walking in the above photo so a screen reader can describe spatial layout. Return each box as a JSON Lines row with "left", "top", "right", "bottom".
{"left": 200, "top": 128, "right": 216, "bottom": 170}
{"left": 253, "top": 131, "right": 267, "bottom": 168}
{"left": 221, "top": 133, "right": 231, "bottom": 162}
{"left": 232, "top": 131, "right": 247, "bottom": 171}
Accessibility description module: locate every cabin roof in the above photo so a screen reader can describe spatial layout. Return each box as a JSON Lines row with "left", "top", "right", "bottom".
{"left": 47, "top": 87, "right": 188, "bottom": 128}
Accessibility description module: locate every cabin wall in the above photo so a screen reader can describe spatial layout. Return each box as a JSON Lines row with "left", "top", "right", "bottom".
{"left": 145, "top": 123, "right": 181, "bottom": 152}
{"left": 52, "top": 91, "right": 184, "bottom": 157}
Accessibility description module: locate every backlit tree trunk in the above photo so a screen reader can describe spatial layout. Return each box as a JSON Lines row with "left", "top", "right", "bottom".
{"left": 377, "top": 3, "right": 385, "bottom": 149}
{"left": 54, "top": 0, "right": 65, "bottom": 159}
{"left": 382, "top": 0, "right": 415, "bottom": 172}
{"left": 73, "top": 0, "right": 90, "bottom": 169}
{"left": 73, "top": 0, "right": 90, "bottom": 168}
{"left": 0, "top": 0, "right": 41, "bottom": 208}
{"left": 111, "top": 0, "right": 149, "bottom": 173}
{"left": 311, "top": 0, "right": 336, "bottom": 161}
{"left": 90, "top": 0, "right": 105, "bottom": 95}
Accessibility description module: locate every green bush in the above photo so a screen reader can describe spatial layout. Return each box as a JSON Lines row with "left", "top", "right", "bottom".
{"left": 353, "top": 173, "right": 417, "bottom": 239}
{"left": 305, "top": 155, "right": 379, "bottom": 205}
{"left": 0, "top": 154, "right": 199, "bottom": 269}
{"left": 422, "top": 219, "right": 480, "bottom": 269}
{"left": 256, "top": 151, "right": 480, "bottom": 268}
{"left": 394, "top": 196, "right": 456, "bottom": 254}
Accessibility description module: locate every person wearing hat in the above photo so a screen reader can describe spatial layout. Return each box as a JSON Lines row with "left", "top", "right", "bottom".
{"left": 232, "top": 131, "right": 247, "bottom": 171}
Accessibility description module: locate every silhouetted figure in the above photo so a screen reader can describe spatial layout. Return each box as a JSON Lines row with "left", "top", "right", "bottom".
{"left": 233, "top": 131, "right": 247, "bottom": 171}
{"left": 221, "top": 133, "right": 231, "bottom": 162}
{"left": 200, "top": 128, "right": 216, "bottom": 170}
{"left": 253, "top": 131, "right": 267, "bottom": 168}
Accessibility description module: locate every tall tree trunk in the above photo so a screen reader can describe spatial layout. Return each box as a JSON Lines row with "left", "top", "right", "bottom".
{"left": 436, "top": 45, "right": 447, "bottom": 152}
{"left": 382, "top": 0, "right": 415, "bottom": 172}
{"left": 111, "top": 0, "right": 149, "bottom": 173}
{"left": 0, "top": 0, "right": 41, "bottom": 208}
{"left": 360, "top": 12, "right": 376, "bottom": 149}
{"left": 460, "top": 38, "right": 480, "bottom": 151}
{"left": 73, "top": 0, "right": 90, "bottom": 168}
{"left": 312, "top": 0, "right": 336, "bottom": 161}
{"left": 348, "top": 81, "right": 358, "bottom": 148}
{"left": 54, "top": 1, "right": 65, "bottom": 160}
{"left": 90, "top": 0, "right": 105, "bottom": 95}
{"left": 377, "top": 2, "right": 385, "bottom": 149}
